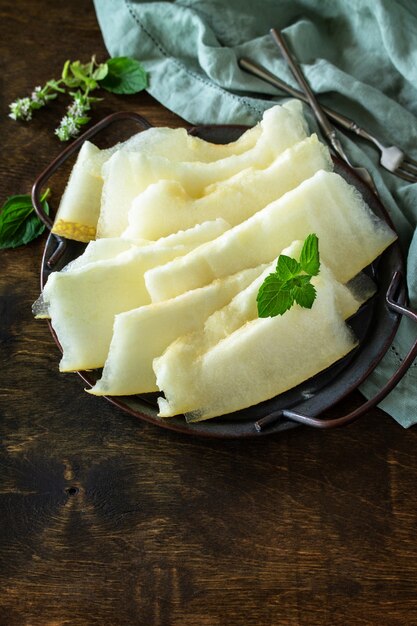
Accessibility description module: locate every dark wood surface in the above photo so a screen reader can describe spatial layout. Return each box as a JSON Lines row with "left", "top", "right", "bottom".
{"left": 1, "top": 2, "right": 416, "bottom": 625}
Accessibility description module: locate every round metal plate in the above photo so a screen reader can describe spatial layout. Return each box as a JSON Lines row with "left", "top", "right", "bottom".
{"left": 40, "top": 124, "right": 406, "bottom": 438}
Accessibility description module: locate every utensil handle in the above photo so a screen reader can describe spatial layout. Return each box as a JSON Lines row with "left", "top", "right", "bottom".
{"left": 270, "top": 28, "right": 352, "bottom": 163}
{"left": 270, "top": 30, "right": 335, "bottom": 135}
{"left": 238, "top": 57, "right": 374, "bottom": 142}
{"left": 255, "top": 272, "right": 417, "bottom": 431}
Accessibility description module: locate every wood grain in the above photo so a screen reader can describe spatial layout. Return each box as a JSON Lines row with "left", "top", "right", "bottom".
{"left": 1, "top": 2, "right": 417, "bottom": 625}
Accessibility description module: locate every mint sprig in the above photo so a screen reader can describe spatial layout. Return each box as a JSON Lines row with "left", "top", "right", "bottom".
{"left": 0, "top": 190, "right": 50, "bottom": 249}
{"left": 8, "top": 55, "right": 148, "bottom": 141}
{"left": 257, "top": 234, "right": 320, "bottom": 317}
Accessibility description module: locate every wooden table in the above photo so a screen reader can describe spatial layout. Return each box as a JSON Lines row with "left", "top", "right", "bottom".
{"left": 1, "top": 2, "right": 416, "bottom": 624}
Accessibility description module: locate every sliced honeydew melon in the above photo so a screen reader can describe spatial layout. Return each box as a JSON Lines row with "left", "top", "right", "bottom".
{"left": 38, "top": 219, "right": 231, "bottom": 370}
{"left": 97, "top": 101, "right": 308, "bottom": 237}
{"left": 50, "top": 107, "right": 262, "bottom": 243}
{"left": 145, "top": 170, "right": 396, "bottom": 303}
{"left": 123, "top": 134, "right": 332, "bottom": 240}
{"left": 154, "top": 269, "right": 360, "bottom": 421}
{"left": 89, "top": 264, "right": 268, "bottom": 396}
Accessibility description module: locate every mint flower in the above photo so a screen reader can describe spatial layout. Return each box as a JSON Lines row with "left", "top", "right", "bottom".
{"left": 9, "top": 97, "right": 33, "bottom": 121}
{"left": 8, "top": 55, "right": 147, "bottom": 140}
{"left": 9, "top": 80, "right": 62, "bottom": 121}
{"left": 55, "top": 115, "right": 81, "bottom": 141}
{"left": 54, "top": 91, "right": 96, "bottom": 141}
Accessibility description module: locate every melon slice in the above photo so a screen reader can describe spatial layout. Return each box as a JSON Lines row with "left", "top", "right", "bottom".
{"left": 50, "top": 115, "right": 262, "bottom": 243}
{"left": 51, "top": 141, "right": 104, "bottom": 242}
{"left": 40, "top": 219, "right": 231, "bottom": 371}
{"left": 123, "top": 134, "right": 332, "bottom": 240}
{"left": 154, "top": 270, "right": 359, "bottom": 421}
{"left": 145, "top": 170, "right": 396, "bottom": 302}
{"left": 34, "top": 219, "right": 231, "bottom": 321}
{"left": 97, "top": 101, "right": 308, "bottom": 237}
{"left": 112, "top": 122, "right": 262, "bottom": 162}
{"left": 199, "top": 242, "right": 376, "bottom": 354}
{"left": 89, "top": 264, "right": 267, "bottom": 396}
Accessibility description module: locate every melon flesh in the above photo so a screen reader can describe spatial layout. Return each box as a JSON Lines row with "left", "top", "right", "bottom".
{"left": 97, "top": 101, "right": 308, "bottom": 237}
{"left": 52, "top": 141, "right": 104, "bottom": 242}
{"left": 40, "top": 219, "right": 231, "bottom": 371}
{"left": 145, "top": 170, "right": 396, "bottom": 302}
{"left": 123, "top": 134, "right": 332, "bottom": 240}
{"left": 198, "top": 241, "right": 375, "bottom": 354}
{"left": 50, "top": 118, "right": 262, "bottom": 243}
{"left": 34, "top": 219, "right": 230, "bottom": 321}
{"left": 69, "top": 217, "right": 230, "bottom": 270}
{"left": 154, "top": 273, "right": 359, "bottom": 421}
{"left": 89, "top": 264, "right": 267, "bottom": 396}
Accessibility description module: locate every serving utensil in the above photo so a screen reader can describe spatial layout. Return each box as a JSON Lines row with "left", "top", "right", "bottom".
{"left": 239, "top": 56, "right": 417, "bottom": 184}
{"left": 269, "top": 28, "right": 377, "bottom": 192}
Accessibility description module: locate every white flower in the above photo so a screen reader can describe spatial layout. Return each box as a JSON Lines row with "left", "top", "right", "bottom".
{"left": 9, "top": 97, "right": 33, "bottom": 121}
{"left": 31, "top": 86, "right": 47, "bottom": 105}
{"left": 55, "top": 115, "right": 80, "bottom": 141}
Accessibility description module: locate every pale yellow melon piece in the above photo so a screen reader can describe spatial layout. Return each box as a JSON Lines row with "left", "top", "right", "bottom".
{"left": 50, "top": 120, "right": 261, "bottom": 243}
{"left": 41, "top": 219, "right": 231, "bottom": 371}
{"left": 64, "top": 217, "right": 230, "bottom": 272}
{"left": 84, "top": 121, "right": 262, "bottom": 176}
{"left": 89, "top": 264, "right": 267, "bottom": 396}
{"left": 154, "top": 277, "right": 359, "bottom": 421}
{"left": 43, "top": 245, "right": 194, "bottom": 372}
{"left": 34, "top": 218, "right": 231, "bottom": 323}
{"left": 123, "top": 134, "right": 333, "bottom": 240}
{"left": 108, "top": 122, "right": 262, "bottom": 163}
{"left": 32, "top": 239, "right": 145, "bottom": 320}
{"left": 200, "top": 241, "right": 376, "bottom": 352}
{"left": 97, "top": 101, "right": 308, "bottom": 237}
{"left": 52, "top": 142, "right": 103, "bottom": 243}
{"left": 145, "top": 170, "right": 396, "bottom": 302}
{"left": 63, "top": 238, "right": 142, "bottom": 271}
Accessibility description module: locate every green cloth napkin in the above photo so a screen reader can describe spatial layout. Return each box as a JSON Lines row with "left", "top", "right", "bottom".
{"left": 94, "top": 0, "right": 417, "bottom": 427}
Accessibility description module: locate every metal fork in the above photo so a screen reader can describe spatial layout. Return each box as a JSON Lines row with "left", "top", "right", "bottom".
{"left": 239, "top": 56, "right": 417, "bottom": 184}
{"left": 269, "top": 28, "right": 377, "bottom": 192}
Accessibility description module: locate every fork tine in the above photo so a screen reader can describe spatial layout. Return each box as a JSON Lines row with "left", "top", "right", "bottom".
{"left": 403, "top": 154, "right": 417, "bottom": 168}
{"left": 394, "top": 168, "right": 417, "bottom": 183}
{"left": 400, "top": 159, "right": 417, "bottom": 176}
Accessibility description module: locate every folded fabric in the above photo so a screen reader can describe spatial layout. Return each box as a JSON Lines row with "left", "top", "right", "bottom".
{"left": 94, "top": 0, "right": 417, "bottom": 427}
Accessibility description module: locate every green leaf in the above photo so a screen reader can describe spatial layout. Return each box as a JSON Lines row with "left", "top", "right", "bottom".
{"left": 92, "top": 63, "right": 108, "bottom": 81}
{"left": 292, "top": 281, "right": 316, "bottom": 309}
{"left": 256, "top": 234, "right": 320, "bottom": 318}
{"left": 299, "top": 233, "right": 320, "bottom": 276}
{"left": 275, "top": 255, "right": 300, "bottom": 281}
{"left": 99, "top": 57, "right": 148, "bottom": 94}
{"left": 0, "top": 191, "right": 50, "bottom": 249}
{"left": 61, "top": 60, "right": 71, "bottom": 81}
{"left": 257, "top": 273, "right": 294, "bottom": 317}
{"left": 69, "top": 61, "right": 87, "bottom": 81}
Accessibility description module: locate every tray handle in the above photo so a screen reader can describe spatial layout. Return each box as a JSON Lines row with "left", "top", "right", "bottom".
{"left": 31, "top": 111, "right": 153, "bottom": 266}
{"left": 255, "top": 271, "right": 417, "bottom": 431}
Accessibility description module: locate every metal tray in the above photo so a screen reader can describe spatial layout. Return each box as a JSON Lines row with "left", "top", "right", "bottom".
{"left": 32, "top": 112, "right": 417, "bottom": 438}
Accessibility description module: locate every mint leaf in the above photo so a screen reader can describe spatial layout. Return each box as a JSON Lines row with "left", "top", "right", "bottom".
{"left": 257, "top": 234, "right": 320, "bottom": 318}
{"left": 299, "top": 233, "right": 320, "bottom": 276}
{"left": 292, "top": 281, "right": 316, "bottom": 308}
{"left": 0, "top": 190, "right": 50, "bottom": 249}
{"left": 92, "top": 63, "right": 108, "bottom": 81}
{"left": 99, "top": 57, "right": 147, "bottom": 94}
{"left": 257, "top": 273, "right": 294, "bottom": 317}
{"left": 275, "top": 255, "right": 300, "bottom": 281}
